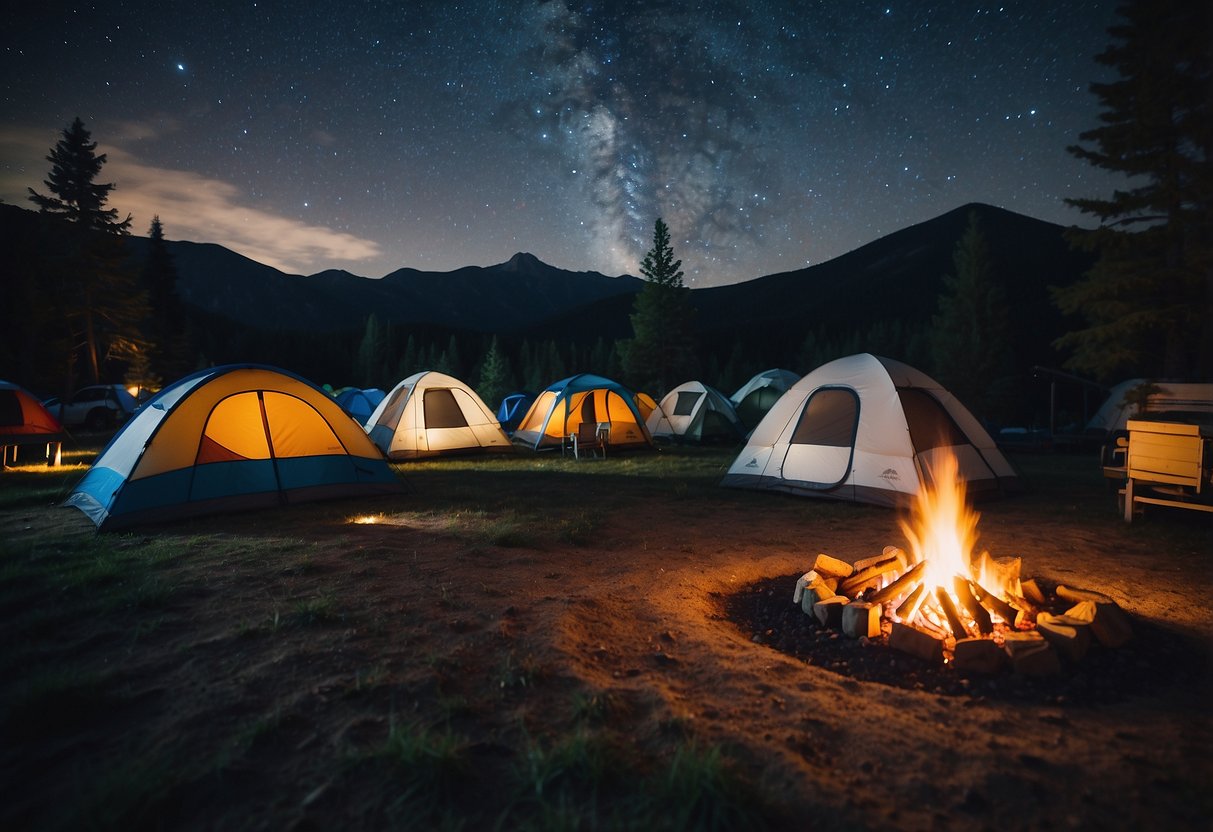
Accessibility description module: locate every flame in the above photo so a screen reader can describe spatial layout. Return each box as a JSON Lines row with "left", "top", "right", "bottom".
{"left": 898, "top": 452, "right": 979, "bottom": 595}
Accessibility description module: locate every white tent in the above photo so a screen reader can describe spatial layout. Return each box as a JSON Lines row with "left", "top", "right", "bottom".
{"left": 647, "top": 381, "right": 745, "bottom": 443}
{"left": 1085, "top": 379, "right": 1213, "bottom": 433}
{"left": 730, "top": 368, "right": 800, "bottom": 429}
{"left": 721, "top": 354, "right": 1019, "bottom": 507}
{"left": 365, "top": 371, "right": 511, "bottom": 459}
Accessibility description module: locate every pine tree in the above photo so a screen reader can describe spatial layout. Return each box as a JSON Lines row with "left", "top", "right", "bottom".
{"left": 930, "top": 212, "right": 1015, "bottom": 423}
{"left": 141, "top": 216, "right": 191, "bottom": 385}
{"left": 1053, "top": 0, "right": 1211, "bottom": 380}
{"left": 355, "top": 314, "right": 385, "bottom": 386}
{"left": 620, "top": 218, "right": 696, "bottom": 395}
{"left": 28, "top": 118, "right": 145, "bottom": 388}
{"left": 476, "top": 336, "right": 513, "bottom": 408}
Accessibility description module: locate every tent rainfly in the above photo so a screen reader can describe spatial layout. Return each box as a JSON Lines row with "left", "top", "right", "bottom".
{"left": 512, "top": 373, "right": 653, "bottom": 451}
{"left": 496, "top": 392, "right": 537, "bottom": 435}
{"left": 730, "top": 368, "right": 800, "bottom": 430}
{"left": 721, "top": 353, "right": 1019, "bottom": 507}
{"left": 1, "top": 380, "right": 63, "bottom": 467}
{"left": 647, "top": 381, "right": 745, "bottom": 443}
{"left": 65, "top": 365, "right": 400, "bottom": 530}
{"left": 365, "top": 371, "right": 511, "bottom": 459}
{"left": 335, "top": 387, "right": 386, "bottom": 425}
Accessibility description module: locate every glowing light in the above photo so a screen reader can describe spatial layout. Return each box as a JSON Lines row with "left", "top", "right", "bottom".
{"left": 351, "top": 514, "right": 382, "bottom": 525}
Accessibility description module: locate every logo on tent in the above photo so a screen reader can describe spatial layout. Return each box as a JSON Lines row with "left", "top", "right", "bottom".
{"left": 879, "top": 467, "right": 901, "bottom": 482}
{"left": 744, "top": 457, "right": 759, "bottom": 469}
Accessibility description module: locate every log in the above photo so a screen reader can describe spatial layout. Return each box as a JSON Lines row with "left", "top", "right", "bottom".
{"left": 839, "top": 558, "right": 904, "bottom": 597}
{"left": 841, "top": 601, "right": 881, "bottom": 639}
{"left": 1063, "top": 599, "right": 1132, "bottom": 648}
{"left": 800, "top": 577, "right": 837, "bottom": 616}
{"left": 853, "top": 546, "right": 908, "bottom": 573}
{"left": 952, "top": 637, "right": 1006, "bottom": 674}
{"left": 888, "top": 621, "right": 944, "bottom": 664}
{"left": 935, "top": 586, "right": 971, "bottom": 639}
{"left": 1002, "top": 631, "right": 1061, "bottom": 675}
{"left": 810, "top": 553, "right": 854, "bottom": 580}
{"left": 1055, "top": 585, "right": 1116, "bottom": 606}
{"left": 792, "top": 571, "right": 815, "bottom": 604}
{"left": 867, "top": 561, "right": 926, "bottom": 604}
{"left": 953, "top": 577, "right": 993, "bottom": 634}
{"left": 1020, "top": 578, "right": 1047, "bottom": 605}
{"left": 969, "top": 580, "right": 1020, "bottom": 625}
{"left": 813, "top": 595, "right": 849, "bottom": 628}
{"left": 1035, "top": 612, "right": 1091, "bottom": 662}
{"left": 895, "top": 583, "right": 926, "bottom": 620}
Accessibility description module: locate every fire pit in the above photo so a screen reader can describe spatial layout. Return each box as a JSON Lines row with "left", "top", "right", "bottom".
{"left": 722, "top": 453, "right": 1189, "bottom": 704}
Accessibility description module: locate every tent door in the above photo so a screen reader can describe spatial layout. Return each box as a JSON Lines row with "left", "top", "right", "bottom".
{"left": 778, "top": 387, "right": 859, "bottom": 488}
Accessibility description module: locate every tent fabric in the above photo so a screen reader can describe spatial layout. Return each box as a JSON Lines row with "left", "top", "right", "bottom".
{"left": 730, "top": 368, "right": 800, "bottom": 429}
{"left": 0, "top": 380, "right": 63, "bottom": 439}
{"left": 1085, "top": 380, "right": 1213, "bottom": 433}
{"left": 65, "top": 365, "right": 399, "bottom": 530}
{"left": 496, "top": 392, "right": 536, "bottom": 434}
{"left": 721, "top": 354, "right": 1019, "bottom": 507}
{"left": 647, "top": 381, "right": 745, "bottom": 443}
{"left": 511, "top": 373, "right": 653, "bottom": 451}
{"left": 334, "top": 387, "right": 385, "bottom": 425}
{"left": 365, "top": 371, "right": 511, "bottom": 460}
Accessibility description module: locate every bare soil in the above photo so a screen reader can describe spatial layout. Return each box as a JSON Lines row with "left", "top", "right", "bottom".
{"left": 1, "top": 448, "right": 1210, "bottom": 830}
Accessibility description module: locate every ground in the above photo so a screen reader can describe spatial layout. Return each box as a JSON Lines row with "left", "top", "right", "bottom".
{"left": 0, "top": 446, "right": 1209, "bottom": 830}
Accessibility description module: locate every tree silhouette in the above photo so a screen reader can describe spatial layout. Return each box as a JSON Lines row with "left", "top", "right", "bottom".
{"left": 620, "top": 218, "right": 695, "bottom": 395}
{"left": 1053, "top": 0, "right": 1211, "bottom": 380}
{"left": 140, "top": 216, "right": 192, "bottom": 386}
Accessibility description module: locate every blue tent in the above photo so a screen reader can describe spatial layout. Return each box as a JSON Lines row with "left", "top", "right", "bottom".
{"left": 496, "top": 391, "right": 536, "bottom": 435}
{"left": 65, "top": 365, "right": 400, "bottom": 530}
{"left": 511, "top": 374, "right": 652, "bottom": 451}
{"left": 335, "top": 387, "right": 385, "bottom": 425}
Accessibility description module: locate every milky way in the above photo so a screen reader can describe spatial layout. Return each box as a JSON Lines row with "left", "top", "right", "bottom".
{"left": 1, "top": 1, "right": 1123, "bottom": 284}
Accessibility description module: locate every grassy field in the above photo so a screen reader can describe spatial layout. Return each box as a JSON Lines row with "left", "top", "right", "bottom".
{"left": 1, "top": 438, "right": 1209, "bottom": 830}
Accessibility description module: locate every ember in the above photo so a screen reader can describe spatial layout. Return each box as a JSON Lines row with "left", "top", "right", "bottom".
{"left": 791, "top": 452, "right": 1134, "bottom": 674}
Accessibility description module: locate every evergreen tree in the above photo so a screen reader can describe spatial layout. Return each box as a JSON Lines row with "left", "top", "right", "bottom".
{"left": 620, "top": 218, "right": 696, "bottom": 394}
{"left": 141, "top": 216, "right": 191, "bottom": 385}
{"left": 28, "top": 118, "right": 145, "bottom": 388}
{"left": 355, "top": 313, "right": 385, "bottom": 386}
{"left": 476, "top": 336, "right": 513, "bottom": 408}
{"left": 1053, "top": 0, "right": 1211, "bottom": 380}
{"left": 930, "top": 212, "right": 1015, "bottom": 422}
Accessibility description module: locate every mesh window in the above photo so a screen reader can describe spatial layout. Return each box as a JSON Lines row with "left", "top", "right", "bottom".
{"left": 898, "top": 388, "right": 967, "bottom": 450}
{"left": 790, "top": 388, "right": 858, "bottom": 447}
{"left": 673, "top": 391, "right": 702, "bottom": 416}
{"left": 424, "top": 389, "right": 469, "bottom": 429}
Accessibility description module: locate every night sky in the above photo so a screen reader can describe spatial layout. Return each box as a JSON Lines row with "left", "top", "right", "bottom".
{"left": 1, "top": 1, "right": 1124, "bottom": 286}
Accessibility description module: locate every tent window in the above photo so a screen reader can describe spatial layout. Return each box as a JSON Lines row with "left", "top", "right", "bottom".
{"left": 198, "top": 392, "right": 271, "bottom": 463}
{"left": 898, "top": 388, "right": 967, "bottom": 450}
{"left": 790, "top": 388, "right": 858, "bottom": 447}
{"left": 673, "top": 391, "right": 702, "bottom": 416}
{"left": 424, "top": 389, "right": 468, "bottom": 429}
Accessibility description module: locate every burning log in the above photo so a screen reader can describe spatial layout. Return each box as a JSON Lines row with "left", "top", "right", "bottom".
{"left": 895, "top": 583, "right": 926, "bottom": 620}
{"left": 1035, "top": 612, "right": 1092, "bottom": 662}
{"left": 935, "top": 586, "right": 971, "bottom": 640}
{"left": 1020, "top": 578, "right": 1047, "bottom": 606}
{"left": 969, "top": 580, "right": 1019, "bottom": 626}
{"left": 842, "top": 601, "right": 881, "bottom": 639}
{"left": 952, "top": 637, "right": 1006, "bottom": 674}
{"left": 952, "top": 577, "right": 992, "bottom": 635}
{"left": 888, "top": 621, "right": 943, "bottom": 664}
{"left": 838, "top": 557, "right": 904, "bottom": 597}
{"left": 810, "top": 553, "right": 855, "bottom": 581}
{"left": 813, "top": 595, "right": 849, "bottom": 628}
{"left": 853, "top": 545, "right": 908, "bottom": 572}
{"left": 866, "top": 560, "right": 926, "bottom": 604}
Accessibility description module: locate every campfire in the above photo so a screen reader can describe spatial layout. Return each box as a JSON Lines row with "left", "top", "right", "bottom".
{"left": 793, "top": 453, "right": 1132, "bottom": 675}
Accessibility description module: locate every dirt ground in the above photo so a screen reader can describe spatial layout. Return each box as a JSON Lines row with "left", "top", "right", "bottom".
{"left": 1, "top": 449, "right": 1210, "bottom": 830}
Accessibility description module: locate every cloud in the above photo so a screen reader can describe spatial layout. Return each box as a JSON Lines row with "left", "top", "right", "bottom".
{"left": 0, "top": 125, "right": 381, "bottom": 275}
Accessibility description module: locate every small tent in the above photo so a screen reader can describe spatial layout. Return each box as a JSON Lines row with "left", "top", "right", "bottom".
{"left": 366, "top": 371, "right": 511, "bottom": 459}
{"left": 648, "top": 381, "right": 745, "bottom": 443}
{"left": 512, "top": 373, "right": 653, "bottom": 451}
{"left": 335, "top": 387, "right": 386, "bottom": 425}
{"left": 65, "top": 365, "right": 400, "bottom": 530}
{"left": 496, "top": 392, "right": 536, "bottom": 435}
{"left": 721, "top": 354, "right": 1019, "bottom": 507}
{"left": 1, "top": 380, "right": 63, "bottom": 467}
{"left": 1085, "top": 379, "right": 1213, "bottom": 434}
{"left": 731, "top": 368, "right": 800, "bottom": 429}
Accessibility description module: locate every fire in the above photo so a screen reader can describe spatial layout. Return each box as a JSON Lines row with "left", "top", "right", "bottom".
{"left": 899, "top": 453, "right": 978, "bottom": 597}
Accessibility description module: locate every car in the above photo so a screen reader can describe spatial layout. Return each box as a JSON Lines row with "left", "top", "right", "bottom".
{"left": 48, "top": 384, "right": 139, "bottom": 431}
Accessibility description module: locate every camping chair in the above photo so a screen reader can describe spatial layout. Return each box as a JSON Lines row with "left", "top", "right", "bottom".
{"left": 569, "top": 421, "right": 609, "bottom": 460}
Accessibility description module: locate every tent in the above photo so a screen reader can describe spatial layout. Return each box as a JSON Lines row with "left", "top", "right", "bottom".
{"left": 1, "top": 380, "right": 63, "bottom": 467}
{"left": 647, "top": 381, "right": 745, "bottom": 443}
{"left": 721, "top": 354, "right": 1019, "bottom": 507}
{"left": 366, "top": 371, "right": 511, "bottom": 459}
{"left": 496, "top": 392, "right": 536, "bottom": 435}
{"left": 731, "top": 368, "right": 800, "bottom": 429}
{"left": 1085, "top": 379, "right": 1213, "bottom": 434}
{"left": 335, "top": 387, "right": 385, "bottom": 425}
{"left": 65, "top": 365, "right": 400, "bottom": 530}
{"left": 512, "top": 373, "right": 653, "bottom": 451}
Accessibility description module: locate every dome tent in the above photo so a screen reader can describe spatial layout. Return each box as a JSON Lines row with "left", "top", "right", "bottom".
{"left": 496, "top": 391, "right": 536, "bottom": 435}
{"left": 366, "top": 371, "right": 511, "bottom": 459}
{"left": 647, "top": 380, "right": 745, "bottom": 443}
{"left": 1, "top": 379, "right": 63, "bottom": 467}
{"left": 721, "top": 354, "right": 1019, "bottom": 507}
{"left": 66, "top": 365, "right": 400, "bottom": 530}
{"left": 730, "top": 368, "right": 800, "bottom": 430}
{"left": 512, "top": 373, "right": 652, "bottom": 451}
{"left": 335, "top": 387, "right": 386, "bottom": 425}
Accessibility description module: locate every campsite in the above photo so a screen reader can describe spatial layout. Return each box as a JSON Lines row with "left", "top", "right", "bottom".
{"left": 1, "top": 432, "right": 1210, "bottom": 829}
